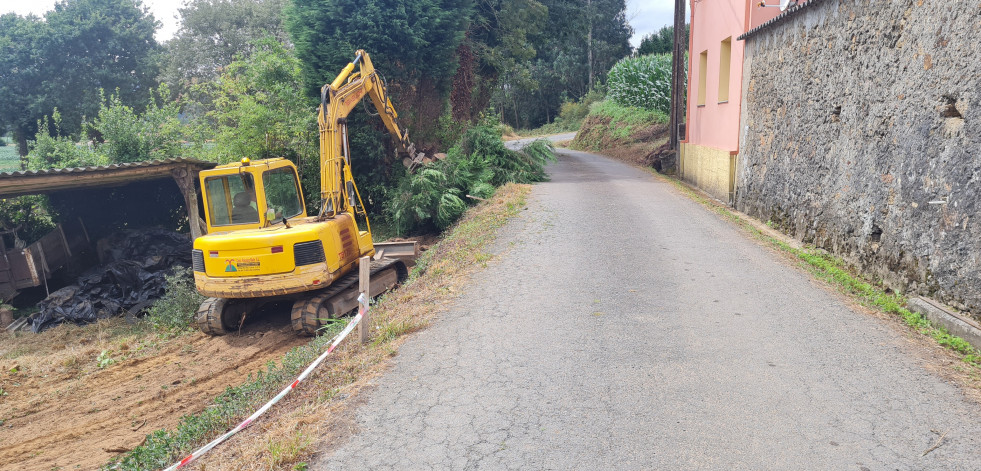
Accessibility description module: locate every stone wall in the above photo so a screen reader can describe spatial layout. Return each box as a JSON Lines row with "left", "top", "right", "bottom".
{"left": 737, "top": 0, "right": 981, "bottom": 316}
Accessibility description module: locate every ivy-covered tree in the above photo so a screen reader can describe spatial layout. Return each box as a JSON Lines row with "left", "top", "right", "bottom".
{"left": 0, "top": 0, "right": 161, "bottom": 155}
{"left": 453, "top": 0, "right": 546, "bottom": 121}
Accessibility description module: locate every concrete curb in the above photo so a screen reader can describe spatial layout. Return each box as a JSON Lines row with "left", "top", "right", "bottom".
{"left": 908, "top": 297, "right": 981, "bottom": 351}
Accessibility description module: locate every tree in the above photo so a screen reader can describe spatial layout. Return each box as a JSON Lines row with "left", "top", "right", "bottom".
{"left": 452, "top": 0, "right": 546, "bottom": 121}
{"left": 637, "top": 24, "right": 688, "bottom": 57}
{"left": 186, "top": 38, "right": 320, "bottom": 207}
{"left": 285, "top": 0, "right": 475, "bottom": 212}
{"left": 0, "top": 14, "right": 50, "bottom": 156}
{"left": 91, "top": 86, "right": 185, "bottom": 164}
{"left": 25, "top": 110, "right": 105, "bottom": 170}
{"left": 0, "top": 196, "right": 55, "bottom": 249}
{"left": 286, "top": 0, "right": 473, "bottom": 144}
{"left": 191, "top": 38, "right": 315, "bottom": 164}
{"left": 0, "top": 0, "right": 161, "bottom": 155}
{"left": 162, "top": 0, "right": 290, "bottom": 92}
{"left": 486, "top": 0, "right": 632, "bottom": 129}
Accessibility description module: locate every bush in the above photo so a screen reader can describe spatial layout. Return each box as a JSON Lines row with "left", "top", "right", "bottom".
{"left": 92, "top": 86, "right": 185, "bottom": 164}
{"left": 607, "top": 54, "right": 672, "bottom": 113}
{"left": 26, "top": 111, "right": 106, "bottom": 170}
{"left": 558, "top": 88, "right": 606, "bottom": 125}
{"left": 146, "top": 267, "right": 206, "bottom": 331}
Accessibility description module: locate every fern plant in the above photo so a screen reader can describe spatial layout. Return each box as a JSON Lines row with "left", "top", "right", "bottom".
{"left": 384, "top": 120, "right": 555, "bottom": 235}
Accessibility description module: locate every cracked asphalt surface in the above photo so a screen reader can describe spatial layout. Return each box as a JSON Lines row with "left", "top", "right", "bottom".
{"left": 314, "top": 142, "right": 981, "bottom": 470}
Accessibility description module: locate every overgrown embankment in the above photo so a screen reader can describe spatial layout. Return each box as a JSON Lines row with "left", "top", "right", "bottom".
{"left": 569, "top": 54, "right": 672, "bottom": 168}
{"left": 570, "top": 100, "right": 669, "bottom": 167}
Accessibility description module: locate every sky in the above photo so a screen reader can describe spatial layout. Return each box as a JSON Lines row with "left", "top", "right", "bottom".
{"left": 0, "top": 0, "right": 680, "bottom": 47}
{"left": 626, "top": 0, "right": 677, "bottom": 47}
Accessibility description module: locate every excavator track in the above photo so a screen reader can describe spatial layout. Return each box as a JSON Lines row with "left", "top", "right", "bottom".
{"left": 290, "top": 258, "right": 408, "bottom": 336}
{"left": 196, "top": 297, "right": 265, "bottom": 336}
{"left": 196, "top": 297, "right": 231, "bottom": 335}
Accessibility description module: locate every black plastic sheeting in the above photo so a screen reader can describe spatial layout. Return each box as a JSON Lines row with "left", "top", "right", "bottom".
{"left": 30, "top": 228, "right": 191, "bottom": 332}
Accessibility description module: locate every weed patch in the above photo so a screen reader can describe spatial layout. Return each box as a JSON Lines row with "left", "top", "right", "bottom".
{"left": 145, "top": 267, "right": 206, "bottom": 332}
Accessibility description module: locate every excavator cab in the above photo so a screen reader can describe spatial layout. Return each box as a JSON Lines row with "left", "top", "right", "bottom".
{"left": 200, "top": 158, "right": 307, "bottom": 233}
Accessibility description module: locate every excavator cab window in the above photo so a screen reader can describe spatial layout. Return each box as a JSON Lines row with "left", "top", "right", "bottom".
{"left": 205, "top": 174, "right": 257, "bottom": 226}
{"left": 262, "top": 167, "right": 304, "bottom": 221}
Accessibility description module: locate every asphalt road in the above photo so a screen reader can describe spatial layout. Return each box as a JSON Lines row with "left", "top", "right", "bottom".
{"left": 314, "top": 144, "right": 981, "bottom": 470}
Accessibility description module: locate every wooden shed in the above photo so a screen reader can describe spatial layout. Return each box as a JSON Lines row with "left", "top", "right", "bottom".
{"left": 0, "top": 158, "right": 216, "bottom": 300}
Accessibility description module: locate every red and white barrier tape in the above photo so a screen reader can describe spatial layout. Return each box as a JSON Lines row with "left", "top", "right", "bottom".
{"left": 162, "top": 293, "right": 370, "bottom": 470}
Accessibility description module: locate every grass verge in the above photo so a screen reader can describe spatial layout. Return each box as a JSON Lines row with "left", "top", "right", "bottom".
{"left": 104, "top": 183, "right": 532, "bottom": 470}
{"left": 657, "top": 174, "right": 981, "bottom": 370}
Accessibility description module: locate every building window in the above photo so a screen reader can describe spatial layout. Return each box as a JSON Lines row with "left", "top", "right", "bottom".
{"left": 718, "top": 37, "right": 732, "bottom": 103}
{"left": 698, "top": 50, "right": 708, "bottom": 106}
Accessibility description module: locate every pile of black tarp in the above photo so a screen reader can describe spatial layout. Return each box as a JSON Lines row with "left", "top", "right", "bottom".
{"left": 29, "top": 228, "right": 192, "bottom": 332}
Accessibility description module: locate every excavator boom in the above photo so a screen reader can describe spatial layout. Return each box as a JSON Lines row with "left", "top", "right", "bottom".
{"left": 318, "top": 50, "right": 414, "bottom": 219}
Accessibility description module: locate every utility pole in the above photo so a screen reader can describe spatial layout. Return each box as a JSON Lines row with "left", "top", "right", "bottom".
{"left": 587, "top": 0, "right": 594, "bottom": 91}
{"left": 668, "top": 0, "right": 687, "bottom": 151}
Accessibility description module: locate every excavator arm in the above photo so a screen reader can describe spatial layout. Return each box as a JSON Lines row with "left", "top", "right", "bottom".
{"left": 318, "top": 50, "right": 415, "bottom": 218}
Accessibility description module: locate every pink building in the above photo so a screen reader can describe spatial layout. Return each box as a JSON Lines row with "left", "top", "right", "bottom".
{"left": 680, "top": 0, "right": 783, "bottom": 202}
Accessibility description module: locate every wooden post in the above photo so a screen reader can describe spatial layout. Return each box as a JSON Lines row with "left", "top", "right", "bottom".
{"left": 172, "top": 166, "right": 204, "bottom": 240}
{"left": 358, "top": 256, "right": 370, "bottom": 344}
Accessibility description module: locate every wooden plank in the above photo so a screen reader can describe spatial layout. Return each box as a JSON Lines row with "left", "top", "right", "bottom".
{"left": 6, "top": 249, "right": 32, "bottom": 289}
{"left": 38, "top": 230, "right": 67, "bottom": 272}
{"left": 372, "top": 241, "right": 419, "bottom": 259}
{"left": 57, "top": 224, "right": 72, "bottom": 258}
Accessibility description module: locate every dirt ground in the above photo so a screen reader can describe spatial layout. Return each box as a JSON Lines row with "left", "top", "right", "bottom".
{"left": 0, "top": 305, "right": 307, "bottom": 471}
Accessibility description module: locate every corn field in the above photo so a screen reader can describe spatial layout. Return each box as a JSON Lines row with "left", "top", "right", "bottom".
{"left": 607, "top": 54, "right": 674, "bottom": 113}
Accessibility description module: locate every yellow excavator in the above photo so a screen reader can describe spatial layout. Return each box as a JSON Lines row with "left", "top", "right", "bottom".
{"left": 191, "top": 50, "right": 414, "bottom": 335}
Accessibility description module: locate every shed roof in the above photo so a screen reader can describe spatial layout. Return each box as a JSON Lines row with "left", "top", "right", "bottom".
{"left": 738, "top": 0, "right": 828, "bottom": 41}
{"left": 0, "top": 158, "right": 216, "bottom": 198}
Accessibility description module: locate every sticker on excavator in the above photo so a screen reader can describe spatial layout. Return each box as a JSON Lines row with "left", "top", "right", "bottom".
{"left": 225, "top": 257, "right": 261, "bottom": 272}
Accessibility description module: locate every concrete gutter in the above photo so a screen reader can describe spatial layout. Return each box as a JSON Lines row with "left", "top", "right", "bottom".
{"left": 908, "top": 297, "right": 981, "bottom": 351}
